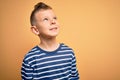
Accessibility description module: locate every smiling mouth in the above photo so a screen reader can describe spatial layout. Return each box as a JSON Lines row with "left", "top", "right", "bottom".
{"left": 49, "top": 27, "right": 58, "bottom": 31}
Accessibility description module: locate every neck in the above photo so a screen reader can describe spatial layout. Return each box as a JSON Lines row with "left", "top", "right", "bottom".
{"left": 38, "top": 36, "right": 59, "bottom": 51}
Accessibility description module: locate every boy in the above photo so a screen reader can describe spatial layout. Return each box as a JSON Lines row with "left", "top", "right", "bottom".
{"left": 21, "top": 2, "right": 79, "bottom": 80}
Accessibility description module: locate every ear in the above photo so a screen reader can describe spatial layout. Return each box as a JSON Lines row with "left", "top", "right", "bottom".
{"left": 31, "top": 26, "right": 40, "bottom": 35}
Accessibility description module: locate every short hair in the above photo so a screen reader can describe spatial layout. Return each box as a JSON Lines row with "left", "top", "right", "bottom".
{"left": 30, "top": 2, "right": 52, "bottom": 26}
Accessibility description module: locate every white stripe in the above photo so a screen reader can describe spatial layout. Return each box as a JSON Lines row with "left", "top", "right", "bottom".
{"left": 72, "top": 59, "right": 76, "bottom": 62}
{"left": 57, "top": 50, "right": 73, "bottom": 53}
{"left": 22, "top": 74, "right": 32, "bottom": 79}
{"left": 72, "top": 70, "right": 77, "bottom": 73}
{"left": 25, "top": 52, "right": 45, "bottom": 61}
{"left": 34, "top": 66, "right": 71, "bottom": 75}
{"left": 34, "top": 70, "right": 70, "bottom": 80}
{"left": 21, "top": 70, "right": 33, "bottom": 75}
{"left": 72, "top": 63, "right": 76, "bottom": 66}
{"left": 22, "top": 66, "right": 33, "bottom": 70}
{"left": 71, "top": 72, "right": 78, "bottom": 76}
{"left": 22, "top": 62, "right": 29, "bottom": 66}
{"left": 34, "top": 62, "right": 71, "bottom": 71}
{"left": 72, "top": 66, "right": 77, "bottom": 70}
{"left": 32, "top": 58, "right": 71, "bottom": 67}
{"left": 55, "top": 74, "right": 71, "bottom": 80}
{"left": 26, "top": 50, "right": 40, "bottom": 57}
{"left": 61, "top": 44, "right": 67, "bottom": 47}
{"left": 31, "top": 48, "right": 37, "bottom": 51}
{"left": 29, "top": 54, "right": 72, "bottom": 64}
{"left": 61, "top": 47, "right": 70, "bottom": 49}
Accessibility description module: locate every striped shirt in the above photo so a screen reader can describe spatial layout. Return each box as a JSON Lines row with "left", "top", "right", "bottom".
{"left": 21, "top": 43, "right": 79, "bottom": 80}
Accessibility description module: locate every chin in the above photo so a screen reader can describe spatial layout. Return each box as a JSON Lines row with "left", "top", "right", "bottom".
{"left": 50, "top": 34, "right": 58, "bottom": 37}
{"left": 48, "top": 33, "right": 58, "bottom": 38}
{"left": 49, "top": 32, "right": 59, "bottom": 36}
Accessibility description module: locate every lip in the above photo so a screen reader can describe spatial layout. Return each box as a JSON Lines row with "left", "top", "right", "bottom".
{"left": 49, "top": 27, "right": 58, "bottom": 30}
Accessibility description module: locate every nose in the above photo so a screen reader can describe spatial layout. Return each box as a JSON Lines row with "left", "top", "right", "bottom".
{"left": 51, "top": 19, "right": 56, "bottom": 24}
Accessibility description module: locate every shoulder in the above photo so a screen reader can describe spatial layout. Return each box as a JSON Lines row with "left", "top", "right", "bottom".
{"left": 60, "top": 43, "right": 73, "bottom": 50}
{"left": 61, "top": 43, "right": 75, "bottom": 58}
{"left": 60, "top": 43, "right": 74, "bottom": 53}
{"left": 23, "top": 46, "right": 41, "bottom": 62}
{"left": 60, "top": 43, "right": 75, "bottom": 57}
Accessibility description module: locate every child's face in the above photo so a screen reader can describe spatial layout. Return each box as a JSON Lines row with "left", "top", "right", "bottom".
{"left": 34, "top": 9, "right": 60, "bottom": 38}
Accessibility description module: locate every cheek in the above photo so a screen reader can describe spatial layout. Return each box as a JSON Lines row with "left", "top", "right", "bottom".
{"left": 37, "top": 22, "right": 51, "bottom": 32}
{"left": 39, "top": 26, "right": 49, "bottom": 33}
{"left": 56, "top": 21, "right": 60, "bottom": 26}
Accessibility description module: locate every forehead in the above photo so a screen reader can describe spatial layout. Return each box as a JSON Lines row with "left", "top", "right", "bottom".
{"left": 35, "top": 9, "right": 56, "bottom": 20}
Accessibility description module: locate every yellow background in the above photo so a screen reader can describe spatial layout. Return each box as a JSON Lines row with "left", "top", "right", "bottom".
{"left": 0, "top": 0, "right": 120, "bottom": 80}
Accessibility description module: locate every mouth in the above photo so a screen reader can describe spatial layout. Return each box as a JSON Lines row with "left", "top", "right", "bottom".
{"left": 49, "top": 27, "right": 58, "bottom": 31}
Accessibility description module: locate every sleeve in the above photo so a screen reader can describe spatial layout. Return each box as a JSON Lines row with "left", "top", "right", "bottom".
{"left": 70, "top": 52, "right": 80, "bottom": 80}
{"left": 21, "top": 58, "right": 34, "bottom": 80}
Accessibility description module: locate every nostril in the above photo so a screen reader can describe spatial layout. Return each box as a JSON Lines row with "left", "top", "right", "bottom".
{"left": 51, "top": 20, "right": 56, "bottom": 24}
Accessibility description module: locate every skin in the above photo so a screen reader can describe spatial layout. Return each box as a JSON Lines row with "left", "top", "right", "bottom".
{"left": 31, "top": 9, "right": 60, "bottom": 51}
